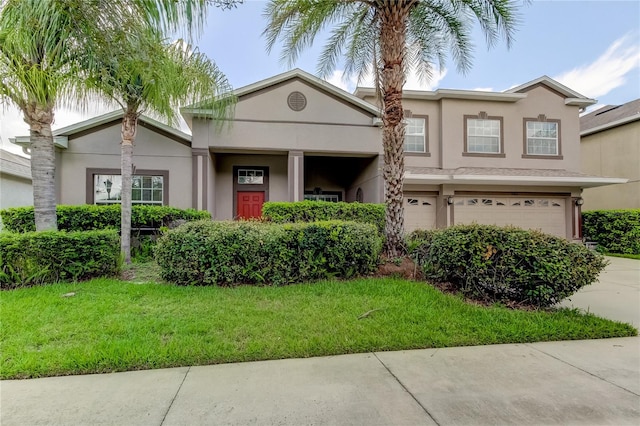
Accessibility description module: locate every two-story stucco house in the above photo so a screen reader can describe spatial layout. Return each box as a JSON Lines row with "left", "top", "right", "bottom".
{"left": 11, "top": 69, "right": 625, "bottom": 240}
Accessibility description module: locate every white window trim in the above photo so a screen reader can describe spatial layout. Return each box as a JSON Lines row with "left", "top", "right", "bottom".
{"left": 404, "top": 117, "right": 426, "bottom": 153}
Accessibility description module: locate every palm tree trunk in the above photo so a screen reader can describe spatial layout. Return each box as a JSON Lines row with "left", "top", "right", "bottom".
{"left": 25, "top": 104, "right": 58, "bottom": 231}
{"left": 379, "top": 3, "right": 410, "bottom": 257}
{"left": 121, "top": 107, "right": 138, "bottom": 264}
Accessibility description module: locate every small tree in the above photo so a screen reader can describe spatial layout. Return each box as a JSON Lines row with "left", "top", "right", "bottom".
{"left": 86, "top": 26, "right": 234, "bottom": 263}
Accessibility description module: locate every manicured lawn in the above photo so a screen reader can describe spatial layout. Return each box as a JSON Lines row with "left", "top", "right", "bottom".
{"left": 1, "top": 277, "right": 636, "bottom": 379}
{"left": 605, "top": 253, "right": 640, "bottom": 260}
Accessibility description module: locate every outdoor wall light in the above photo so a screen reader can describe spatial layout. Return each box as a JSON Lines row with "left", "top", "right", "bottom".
{"left": 447, "top": 196, "right": 454, "bottom": 205}
{"left": 575, "top": 198, "right": 584, "bottom": 206}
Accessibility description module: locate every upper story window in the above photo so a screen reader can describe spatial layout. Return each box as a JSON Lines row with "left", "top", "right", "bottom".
{"left": 404, "top": 117, "right": 426, "bottom": 153}
{"left": 465, "top": 115, "right": 503, "bottom": 155}
{"left": 524, "top": 119, "right": 561, "bottom": 157}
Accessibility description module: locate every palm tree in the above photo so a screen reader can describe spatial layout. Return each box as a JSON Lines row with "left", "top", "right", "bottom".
{"left": 86, "top": 25, "right": 234, "bottom": 263}
{"left": 0, "top": 0, "right": 213, "bottom": 231}
{"left": 264, "top": 0, "right": 520, "bottom": 257}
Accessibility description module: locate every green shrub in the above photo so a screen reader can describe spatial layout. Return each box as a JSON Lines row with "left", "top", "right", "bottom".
{"left": 0, "top": 230, "right": 120, "bottom": 289}
{"left": 582, "top": 209, "right": 640, "bottom": 254}
{"left": 408, "top": 225, "right": 608, "bottom": 307}
{"left": 154, "top": 220, "right": 382, "bottom": 286}
{"left": 0, "top": 204, "right": 210, "bottom": 233}
{"left": 262, "top": 201, "right": 385, "bottom": 234}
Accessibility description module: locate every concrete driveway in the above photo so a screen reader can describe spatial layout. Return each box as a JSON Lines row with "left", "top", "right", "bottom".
{"left": 558, "top": 256, "right": 640, "bottom": 326}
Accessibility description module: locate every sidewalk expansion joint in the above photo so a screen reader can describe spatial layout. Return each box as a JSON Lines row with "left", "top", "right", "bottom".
{"left": 373, "top": 352, "right": 441, "bottom": 426}
{"left": 160, "top": 366, "right": 191, "bottom": 426}
{"left": 527, "top": 344, "right": 640, "bottom": 397}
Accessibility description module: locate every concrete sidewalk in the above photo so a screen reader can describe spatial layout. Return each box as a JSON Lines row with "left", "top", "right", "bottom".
{"left": 2, "top": 256, "right": 639, "bottom": 425}
{"left": 1, "top": 338, "right": 639, "bottom": 425}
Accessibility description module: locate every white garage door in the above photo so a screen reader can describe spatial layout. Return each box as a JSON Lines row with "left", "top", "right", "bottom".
{"left": 404, "top": 196, "right": 437, "bottom": 233}
{"left": 454, "top": 196, "right": 567, "bottom": 237}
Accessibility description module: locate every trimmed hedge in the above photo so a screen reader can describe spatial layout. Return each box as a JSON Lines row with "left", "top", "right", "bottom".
{"left": 262, "top": 201, "right": 385, "bottom": 234}
{"left": 0, "top": 230, "right": 120, "bottom": 289}
{"left": 154, "top": 220, "right": 383, "bottom": 286}
{"left": 0, "top": 204, "right": 210, "bottom": 233}
{"left": 582, "top": 209, "right": 640, "bottom": 254}
{"left": 408, "top": 225, "right": 607, "bottom": 307}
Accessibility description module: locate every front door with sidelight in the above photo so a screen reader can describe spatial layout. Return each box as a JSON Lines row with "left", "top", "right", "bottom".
{"left": 233, "top": 166, "right": 269, "bottom": 219}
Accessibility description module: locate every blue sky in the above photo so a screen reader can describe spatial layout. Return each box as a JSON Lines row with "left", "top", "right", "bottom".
{"left": 1, "top": 0, "right": 639, "bottom": 154}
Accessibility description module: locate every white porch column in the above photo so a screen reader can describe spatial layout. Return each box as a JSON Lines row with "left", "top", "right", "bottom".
{"left": 191, "top": 148, "right": 209, "bottom": 211}
{"left": 288, "top": 151, "right": 304, "bottom": 202}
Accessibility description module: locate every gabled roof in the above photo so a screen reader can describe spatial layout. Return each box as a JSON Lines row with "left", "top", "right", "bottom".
{"left": 506, "top": 75, "right": 596, "bottom": 108}
{"left": 355, "top": 75, "right": 595, "bottom": 107}
{"left": 181, "top": 68, "right": 380, "bottom": 124}
{"left": 11, "top": 110, "right": 191, "bottom": 149}
{"left": 580, "top": 98, "right": 640, "bottom": 136}
{"left": 53, "top": 110, "right": 191, "bottom": 142}
{"left": 0, "top": 149, "right": 31, "bottom": 180}
{"left": 354, "top": 87, "right": 526, "bottom": 103}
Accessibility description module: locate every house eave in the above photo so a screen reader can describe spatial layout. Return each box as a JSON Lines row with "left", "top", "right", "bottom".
{"left": 11, "top": 135, "right": 69, "bottom": 149}
{"left": 404, "top": 173, "right": 628, "bottom": 188}
{"left": 354, "top": 87, "right": 526, "bottom": 103}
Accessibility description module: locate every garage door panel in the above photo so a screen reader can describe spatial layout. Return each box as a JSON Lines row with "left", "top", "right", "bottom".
{"left": 454, "top": 196, "right": 566, "bottom": 237}
{"left": 404, "top": 196, "right": 437, "bottom": 233}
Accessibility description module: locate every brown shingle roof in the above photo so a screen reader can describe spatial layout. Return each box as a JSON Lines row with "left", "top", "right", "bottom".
{"left": 580, "top": 98, "right": 640, "bottom": 132}
{"left": 405, "top": 167, "right": 592, "bottom": 178}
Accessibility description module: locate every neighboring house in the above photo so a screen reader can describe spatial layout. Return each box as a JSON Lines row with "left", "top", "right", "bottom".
{"left": 12, "top": 69, "right": 625, "bottom": 240}
{"left": 580, "top": 99, "right": 640, "bottom": 210}
{"left": 0, "top": 149, "right": 33, "bottom": 211}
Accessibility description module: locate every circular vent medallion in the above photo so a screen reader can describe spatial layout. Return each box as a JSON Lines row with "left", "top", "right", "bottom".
{"left": 287, "top": 91, "right": 307, "bottom": 111}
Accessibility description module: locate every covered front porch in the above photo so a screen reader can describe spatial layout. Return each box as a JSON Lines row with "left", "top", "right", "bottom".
{"left": 191, "top": 149, "right": 382, "bottom": 220}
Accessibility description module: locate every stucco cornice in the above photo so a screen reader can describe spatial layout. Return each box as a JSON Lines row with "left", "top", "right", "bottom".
{"left": 404, "top": 171, "right": 627, "bottom": 188}
{"left": 354, "top": 87, "right": 526, "bottom": 103}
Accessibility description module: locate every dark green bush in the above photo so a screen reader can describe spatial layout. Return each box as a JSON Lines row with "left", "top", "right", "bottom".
{"left": 0, "top": 230, "right": 120, "bottom": 289}
{"left": 154, "top": 220, "right": 382, "bottom": 286}
{"left": 262, "top": 201, "right": 385, "bottom": 234}
{"left": 582, "top": 209, "right": 640, "bottom": 254}
{"left": 0, "top": 204, "right": 210, "bottom": 233}
{"left": 408, "top": 225, "right": 607, "bottom": 307}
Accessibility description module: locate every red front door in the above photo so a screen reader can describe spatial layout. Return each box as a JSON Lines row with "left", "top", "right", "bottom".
{"left": 237, "top": 191, "right": 265, "bottom": 219}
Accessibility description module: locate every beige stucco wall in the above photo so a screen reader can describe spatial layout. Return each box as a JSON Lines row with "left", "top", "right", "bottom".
{"left": 57, "top": 121, "right": 193, "bottom": 208}
{"left": 363, "top": 85, "right": 582, "bottom": 172}
{"left": 581, "top": 120, "right": 640, "bottom": 210}
{"left": 346, "top": 156, "right": 382, "bottom": 203}
{"left": 192, "top": 79, "right": 380, "bottom": 155}
{"left": 0, "top": 173, "right": 33, "bottom": 210}
{"left": 440, "top": 87, "right": 581, "bottom": 171}
{"left": 213, "top": 153, "right": 288, "bottom": 220}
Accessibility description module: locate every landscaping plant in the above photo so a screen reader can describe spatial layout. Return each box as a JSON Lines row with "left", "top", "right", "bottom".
{"left": 582, "top": 209, "right": 640, "bottom": 255}
{"left": 154, "top": 220, "right": 382, "bottom": 286}
{"left": 0, "top": 230, "right": 120, "bottom": 288}
{"left": 409, "top": 225, "right": 608, "bottom": 307}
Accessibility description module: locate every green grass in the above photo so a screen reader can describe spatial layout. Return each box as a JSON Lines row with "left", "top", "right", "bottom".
{"left": 1, "top": 277, "right": 636, "bottom": 379}
{"left": 605, "top": 253, "right": 640, "bottom": 260}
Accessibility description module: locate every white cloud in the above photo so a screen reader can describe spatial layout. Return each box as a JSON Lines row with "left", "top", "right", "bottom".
{"left": 324, "top": 64, "right": 447, "bottom": 93}
{"left": 472, "top": 87, "right": 494, "bottom": 92}
{"left": 553, "top": 33, "right": 640, "bottom": 99}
